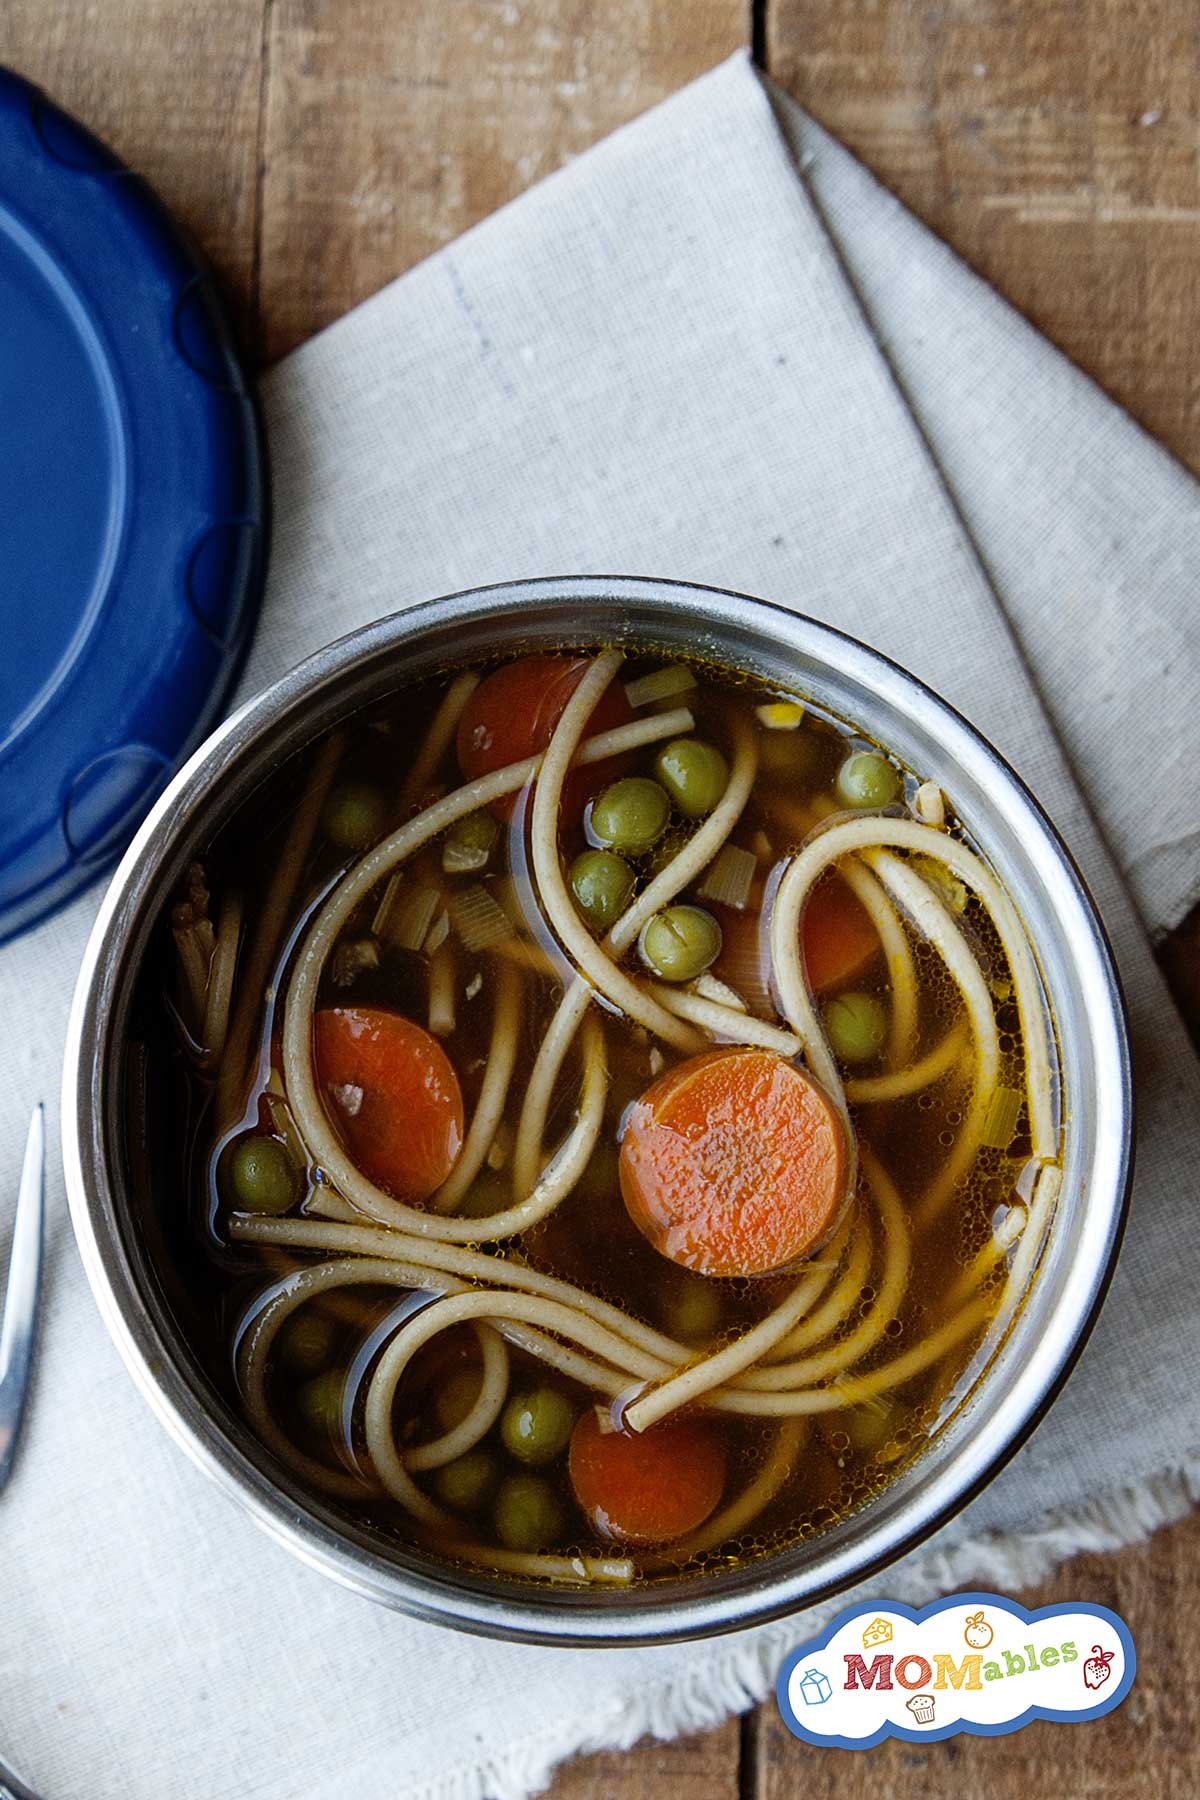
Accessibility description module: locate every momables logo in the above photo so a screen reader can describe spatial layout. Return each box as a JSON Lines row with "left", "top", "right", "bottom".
{"left": 776, "top": 1592, "right": 1134, "bottom": 1750}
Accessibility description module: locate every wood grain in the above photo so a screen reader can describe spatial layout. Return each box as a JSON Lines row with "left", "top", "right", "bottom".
{"left": 548, "top": 1717, "right": 740, "bottom": 1800}
{"left": 769, "top": 0, "right": 1200, "bottom": 477}
{"left": 2, "top": 1, "right": 1197, "bottom": 1793}
{"left": 257, "top": 0, "right": 749, "bottom": 359}
{"left": 0, "top": 0, "right": 266, "bottom": 348}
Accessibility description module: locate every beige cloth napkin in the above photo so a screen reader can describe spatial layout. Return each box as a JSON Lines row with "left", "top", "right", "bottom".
{"left": 3, "top": 52, "right": 1198, "bottom": 1800}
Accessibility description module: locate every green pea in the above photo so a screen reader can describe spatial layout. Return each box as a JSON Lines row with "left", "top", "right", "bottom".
{"left": 823, "top": 991, "right": 887, "bottom": 1064}
{"left": 845, "top": 1402, "right": 898, "bottom": 1456}
{"left": 569, "top": 849, "right": 636, "bottom": 931}
{"left": 662, "top": 1276, "right": 724, "bottom": 1345}
{"left": 835, "top": 751, "right": 901, "bottom": 811}
{"left": 322, "top": 780, "right": 387, "bottom": 851}
{"left": 493, "top": 1472, "right": 565, "bottom": 1552}
{"left": 436, "top": 1367, "right": 483, "bottom": 1433}
{"left": 443, "top": 811, "right": 501, "bottom": 871}
{"left": 278, "top": 1308, "right": 336, "bottom": 1374}
{"left": 638, "top": 905, "right": 722, "bottom": 983}
{"left": 453, "top": 1171, "right": 511, "bottom": 1220}
{"left": 588, "top": 777, "right": 671, "bottom": 855}
{"left": 654, "top": 739, "right": 729, "bottom": 820}
{"left": 434, "top": 1449, "right": 500, "bottom": 1513}
{"left": 296, "top": 1370, "right": 345, "bottom": 1439}
{"left": 500, "top": 1387, "right": 576, "bottom": 1466}
{"left": 227, "top": 1134, "right": 297, "bottom": 1215}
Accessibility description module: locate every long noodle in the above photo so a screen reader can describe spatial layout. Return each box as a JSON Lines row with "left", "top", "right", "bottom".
{"left": 713, "top": 1299, "right": 992, "bottom": 1416}
{"left": 513, "top": 706, "right": 759, "bottom": 1191}
{"left": 529, "top": 651, "right": 702, "bottom": 1052}
{"left": 733, "top": 1151, "right": 909, "bottom": 1392}
{"left": 836, "top": 859, "right": 917, "bottom": 1070}
{"left": 863, "top": 851, "right": 1001, "bottom": 1228}
{"left": 202, "top": 890, "right": 242, "bottom": 1062}
{"left": 402, "top": 1322, "right": 510, "bottom": 1472}
{"left": 429, "top": 1537, "right": 634, "bottom": 1584}
{"left": 642, "top": 1420, "right": 808, "bottom": 1570}
{"left": 845, "top": 1019, "right": 969, "bottom": 1105}
{"left": 374, "top": 670, "right": 482, "bottom": 935}
{"left": 649, "top": 985, "right": 801, "bottom": 1055}
{"left": 229, "top": 1212, "right": 849, "bottom": 1405}
{"left": 218, "top": 733, "right": 342, "bottom": 1132}
{"left": 399, "top": 669, "right": 480, "bottom": 817}
{"left": 771, "top": 815, "right": 1056, "bottom": 1158}
{"left": 622, "top": 1254, "right": 851, "bottom": 1435}
{"left": 431, "top": 958, "right": 521, "bottom": 1213}
{"left": 766, "top": 1214, "right": 870, "bottom": 1359}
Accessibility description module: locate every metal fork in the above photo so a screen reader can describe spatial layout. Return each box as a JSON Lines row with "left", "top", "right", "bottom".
{"left": 0, "top": 1106, "right": 47, "bottom": 1800}
{"left": 0, "top": 1105, "right": 45, "bottom": 1494}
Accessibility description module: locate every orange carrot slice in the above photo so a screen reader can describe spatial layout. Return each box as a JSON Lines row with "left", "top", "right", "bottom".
{"left": 801, "top": 871, "right": 881, "bottom": 992}
{"left": 619, "top": 1048, "right": 847, "bottom": 1277}
{"left": 712, "top": 872, "right": 879, "bottom": 1015}
{"left": 569, "top": 1408, "right": 726, "bottom": 1544}
{"left": 313, "top": 1007, "right": 464, "bottom": 1201}
{"left": 455, "top": 654, "right": 634, "bottom": 820}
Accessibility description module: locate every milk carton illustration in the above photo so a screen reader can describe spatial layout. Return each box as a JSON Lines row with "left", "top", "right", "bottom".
{"left": 796, "top": 1668, "right": 832, "bottom": 1707}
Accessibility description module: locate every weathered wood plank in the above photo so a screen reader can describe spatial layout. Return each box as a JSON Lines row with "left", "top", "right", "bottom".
{"left": 257, "top": 0, "right": 750, "bottom": 359}
{"left": 769, "top": 0, "right": 1200, "bottom": 476}
{"left": 750, "top": 1505, "right": 1200, "bottom": 1797}
{"left": 0, "top": 0, "right": 266, "bottom": 346}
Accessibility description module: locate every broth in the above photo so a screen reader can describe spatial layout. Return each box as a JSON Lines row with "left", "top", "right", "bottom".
{"left": 126, "top": 646, "right": 1062, "bottom": 1586}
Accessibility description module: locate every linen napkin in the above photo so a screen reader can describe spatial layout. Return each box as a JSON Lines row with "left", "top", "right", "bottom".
{"left": 3, "top": 51, "right": 1199, "bottom": 1800}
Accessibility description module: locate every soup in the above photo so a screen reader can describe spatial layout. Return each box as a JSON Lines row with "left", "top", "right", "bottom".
{"left": 127, "top": 645, "right": 1062, "bottom": 1586}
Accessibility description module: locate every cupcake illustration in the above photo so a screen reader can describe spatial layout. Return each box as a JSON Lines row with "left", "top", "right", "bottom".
{"left": 906, "top": 1694, "right": 936, "bottom": 1725}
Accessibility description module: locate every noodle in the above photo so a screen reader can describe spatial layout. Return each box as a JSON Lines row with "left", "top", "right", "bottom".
{"left": 770, "top": 815, "right": 1056, "bottom": 1159}
{"left": 513, "top": 706, "right": 760, "bottom": 1188}
{"left": 202, "top": 890, "right": 242, "bottom": 1061}
{"left": 218, "top": 732, "right": 342, "bottom": 1133}
{"left": 649, "top": 985, "right": 801, "bottom": 1055}
{"left": 430, "top": 1538, "right": 634, "bottom": 1584}
{"left": 863, "top": 850, "right": 1001, "bottom": 1228}
{"left": 836, "top": 858, "right": 917, "bottom": 1070}
{"left": 432, "top": 958, "right": 522, "bottom": 1213}
{"left": 622, "top": 1254, "right": 849, "bottom": 1435}
{"left": 766, "top": 1214, "right": 869, "bottom": 1359}
{"left": 403, "top": 1323, "right": 509, "bottom": 1471}
{"left": 528, "top": 651, "right": 703, "bottom": 1052}
{"left": 642, "top": 1420, "right": 808, "bottom": 1569}
{"left": 733, "top": 1151, "right": 909, "bottom": 1392}
{"left": 845, "top": 1019, "right": 969, "bottom": 1105}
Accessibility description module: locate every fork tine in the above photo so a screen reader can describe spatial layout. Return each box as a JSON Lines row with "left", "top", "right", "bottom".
{"left": 0, "top": 1104, "right": 45, "bottom": 1494}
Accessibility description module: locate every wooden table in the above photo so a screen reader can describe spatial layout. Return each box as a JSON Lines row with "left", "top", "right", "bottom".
{"left": 5, "top": 3, "right": 1197, "bottom": 1792}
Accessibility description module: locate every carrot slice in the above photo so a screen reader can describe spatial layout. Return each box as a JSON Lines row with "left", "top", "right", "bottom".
{"left": 801, "top": 871, "right": 881, "bottom": 992}
{"left": 455, "top": 654, "right": 633, "bottom": 819}
{"left": 313, "top": 1007, "right": 464, "bottom": 1201}
{"left": 619, "top": 1049, "right": 847, "bottom": 1277}
{"left": 569, "top": 1407, "right": 726, "bottom": 1544}
{"left": 711, "top": 872, "right": 879, "bottom": 1015}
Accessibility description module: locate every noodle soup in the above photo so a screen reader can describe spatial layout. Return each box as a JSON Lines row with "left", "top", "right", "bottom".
{"left": 127, "top": 647, "right": 1062, "bottom": 1587}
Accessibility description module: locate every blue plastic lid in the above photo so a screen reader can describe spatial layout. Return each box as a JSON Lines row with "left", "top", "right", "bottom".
{"left": 0, "top": 68, "right": 266, "bottom": 943}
